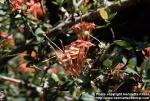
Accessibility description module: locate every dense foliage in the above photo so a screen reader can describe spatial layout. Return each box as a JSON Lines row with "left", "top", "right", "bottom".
{"left": 0, "top": 0, "right": 150, "bottom": 101}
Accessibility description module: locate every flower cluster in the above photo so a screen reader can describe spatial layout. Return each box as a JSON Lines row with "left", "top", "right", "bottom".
{"left": 70, "top": 22, "right": 96, "bottom": 40}
{"left": 56, "top": 39, "right": 95, "bottom": 74}
{"left": 0, "top": 32, "right": 14, "bottom": 48}
{"left": 56, "top": 22, "right": 96, "bottom": 74}
{"left": 10, "top": 0, "right": 45, "bottom": 19}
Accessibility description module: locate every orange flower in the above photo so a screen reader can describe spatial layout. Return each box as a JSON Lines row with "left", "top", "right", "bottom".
{"left": 143, "top": 47, "right": 150, "bottom": 58}
{"left": 10, "top": 0, "right": 25, "bottom": 11}
{"left": 71, "top": 22, "right": 96, "bottom": 40}
{"left": 55, "top": 22, "right": 96, "bottom": 74}
{"left": 19, "top": 60, "right": 35, "bottom": 73}
{"left": 114, "top": 63, "right": 124, "bottom": 70}
{"left": 56, "top": 39, "right": 94, "bottom": 75}
{"left": 31, "top": 51, "right": 37, "bottom": 58}
{"left": 48, "top": 68, "right": 57, "bottom": 74}
{"left": 10, "top": 0, "right": 45, "bottom": 19}
{"left": 7, "top": 35, "right": 15, "bottom": 45}
{"left": 27, "top": 0, "right": 45, "bottom": 18}
{"left": 0, "top": 32, "right": 8, "bottom": 37}
{"left": 0, "top": 32, "right": 15, "bottom": 47}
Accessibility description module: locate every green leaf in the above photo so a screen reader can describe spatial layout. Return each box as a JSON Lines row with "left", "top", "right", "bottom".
{"left": 141, "top": 59, "right": 150, "bottom": 79}
{"left": 109, "top": 12, "right": 117, "bottom": 21}
{"left": 136, "top": 42, "right": 150, "bottom": 51}
{"left": 35, "top": 28, "right": 45, "bottom": 35}
{"left": 35, "top": 28, "right": 45, "bottom": 42}
{"left": 43, "top": 23, "right": 52, "bottom": 29}
{"left": 52, "top": 1, "right": 58, "bottom": 5}
{"left": 80, "top": 5, "right": 88, "bottom": 14}
{"left": 99, "top": 8, "right": 109, "bottom": 21}
{"left": 102, "top": 59, "right": 112, "bottom": 67}
{"left": 14, "top": 32, "right": 25, "bottom": 45}
{"left": 36, "top": 36, "right": 44, "bottom": 42}
{"left": 122, "top": 57, "right": 127, "bottom": 64}
{"left": 0, "top": 0, "right": 4, "bottom": 4}
{"left": 0, "top": 10, "right": 6, "bottom": 15}
{"left": 55, "top": 0, "right": 64, "bottom": 5}
{"left": 125, "top": 68, "right": 139, "bottom": 76}
{"left": 113, "top": 40, "right": 133, "bottom": 50}
{"left": 51, "top": 74, "right": 59, "bottom": 82}
{"left": 127, "top": 57, "right": 137, "bottom": 69}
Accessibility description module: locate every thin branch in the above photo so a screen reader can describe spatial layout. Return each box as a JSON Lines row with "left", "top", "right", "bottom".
{"left": 47, "top": 0, "right": 141, "bottom": 35}
{"left": 73, "top": 0, "right": 84, "bottom": 10}
{"left": 113, "top": 82, "right": 125, "bottom": 92}
{"left": 0, "top": 75, "right": 42, "bottom": 90}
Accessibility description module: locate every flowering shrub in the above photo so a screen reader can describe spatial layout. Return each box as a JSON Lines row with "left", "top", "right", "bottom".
{"left": 0, "top": 0, "right": 150, "bottom": 101}
{"left": 56, "top": 22, "right": 95, "bottom": 74}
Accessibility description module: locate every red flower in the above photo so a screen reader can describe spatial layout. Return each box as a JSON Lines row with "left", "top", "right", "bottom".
{"left": 0, "top": 32, "right": 15, "bottom": 47}
{"left": 19, "top": 60, "right": 35, "bottom": 73}
{"left": 143, "top": 47, "right": 150, "bottom": 58}
{"left": 10, "top": 0, "right": 45, "bottom": 19}
{"left": 31, "top": 51, "right": 37, "bottom": 58}
{"left": 10, "top": 0, "right": 25, "bottom": 11}
{"left": 71, "top": 22, "right": 96, "bottom": 40}
{"left": 7, "top": 35, "right": 15, "bottom": 45}
{"left": 48, "top": 68, "right": 57, "bottom": 74}
{"left": 56, "top": 39, "right": 94, "bottom": 75}
{"left": 114, "top": 63, "right": 124, "bottom": 70}
{"left": 0, "top": 32, "right": 8, "bottom": 37}
{"left": 55, "top": 22, "right": 96, "bottom": 75}
{"left": 27, "top": 0, "right": 45, "bottom": 18}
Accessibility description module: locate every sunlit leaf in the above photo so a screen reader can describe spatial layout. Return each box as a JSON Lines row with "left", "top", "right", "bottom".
{"left": 0, "top": 0, "right": 4, "bottom": 4}
{"left": 114, "top": 40, "right": 133, "bottom": 50}
{"left": 35, "top": 28, "right": 45, "bottom": 35}
{"left": 122, "top": 57, "right": 127, "bottom": 64}
{"left": 99, "top": 8, "right": 109, "bottom": 21}
{"left": 127, "top": 57, "right": 137, "bottom": 69}
{"left": 102, "top": 59, "right": 112, "bottom": 67}
{"left": 125, "top": 68, "right": 139, "bottom": 76}
{"left": 51, "top": 73, "right": 59, "bottom": 82}
{"left": 141, "top": 59, "right": 150, "bottom": 79}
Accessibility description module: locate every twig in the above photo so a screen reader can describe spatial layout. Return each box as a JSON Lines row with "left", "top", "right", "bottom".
{"left": 47, "top": 0, "right": 141, "bottom": 35}
{"left": 73, "top": 0, "right": 84, "bottom": 10}
{"left": 0, "top": 75, "right": 42, "bottom": 90}
{"left": 113, "top": 82, "right": 125, "bottom": 92}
